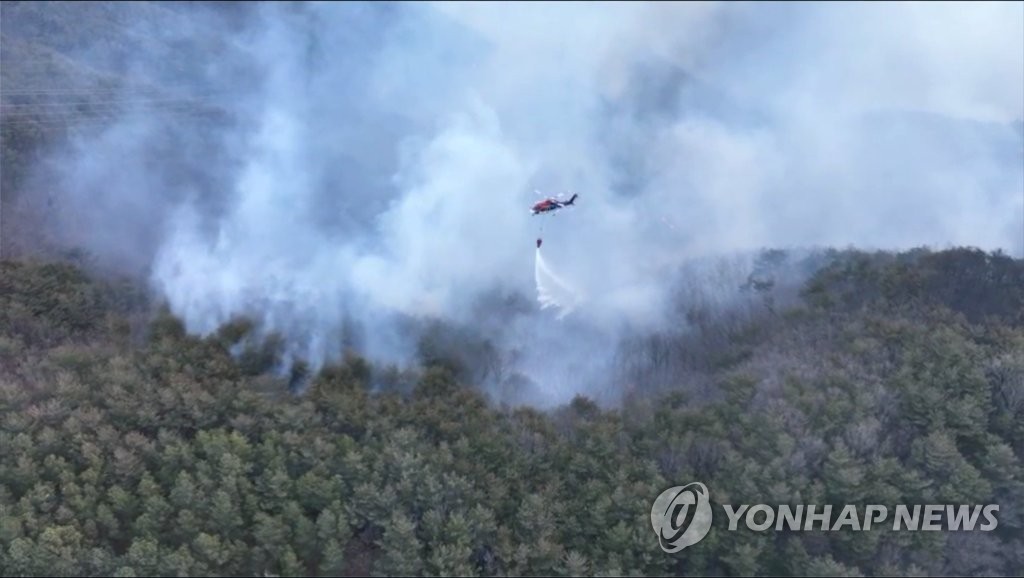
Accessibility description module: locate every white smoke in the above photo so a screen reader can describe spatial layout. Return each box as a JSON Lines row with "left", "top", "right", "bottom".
{"left": 15, "top": 1, "right": 1024, "bottom": 406}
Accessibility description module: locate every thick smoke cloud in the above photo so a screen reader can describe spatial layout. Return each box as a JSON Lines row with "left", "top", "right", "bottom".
{"left": 29, "top": 1, "right": 1024, "bottom": 406}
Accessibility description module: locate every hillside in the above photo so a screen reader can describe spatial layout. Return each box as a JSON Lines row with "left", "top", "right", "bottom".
{"left": 0, "top": 1, "right": 248, "bottom": 261}
{"left": 1, "top": 247, "right": 1022, "bottom": 576}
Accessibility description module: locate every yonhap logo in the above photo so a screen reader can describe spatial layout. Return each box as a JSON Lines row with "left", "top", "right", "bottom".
{"left": 650, "top": 482, "right": 713, "bottom": 552}
{"left": 651, "top": 481, "right": 1001, "bottom": 554}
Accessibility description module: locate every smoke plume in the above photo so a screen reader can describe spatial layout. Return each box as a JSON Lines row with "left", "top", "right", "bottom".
{"left": 14, "top": 1, "right": 1024, "bottom": 407}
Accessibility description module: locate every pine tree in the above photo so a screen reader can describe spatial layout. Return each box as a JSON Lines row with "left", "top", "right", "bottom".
{"left": 374, "top": 512, "right": 423, "bottom": 577}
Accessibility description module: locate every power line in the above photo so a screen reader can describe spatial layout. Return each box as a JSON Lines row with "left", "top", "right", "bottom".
{"left": 0, "top": 87, "right": 147, "bottom": 94}
{"left": 0, "top": 87, "right": 230, "bottom": 95}
{"left": 11, "top": 104, "right": 221, "bottom": 114}
{"left": 0, "top": 109, "right": 227, "bottom": 129}
{"left": 0, "top": 96, "right": 231, "bottom": 118}
{"left": 1, "top": 98, "right": 228, "bottom": 110}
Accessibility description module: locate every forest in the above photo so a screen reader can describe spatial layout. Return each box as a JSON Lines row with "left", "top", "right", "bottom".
{"left": 1, "top": 247, "right": 1022, "bottom": 576}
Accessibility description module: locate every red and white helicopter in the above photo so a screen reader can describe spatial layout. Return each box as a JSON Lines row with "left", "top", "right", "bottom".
{"left": 531, "top": 191, "right": 578, "bottom": 248}
{"left": 531, "top": 192, "right": 578, "bottom": 216}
